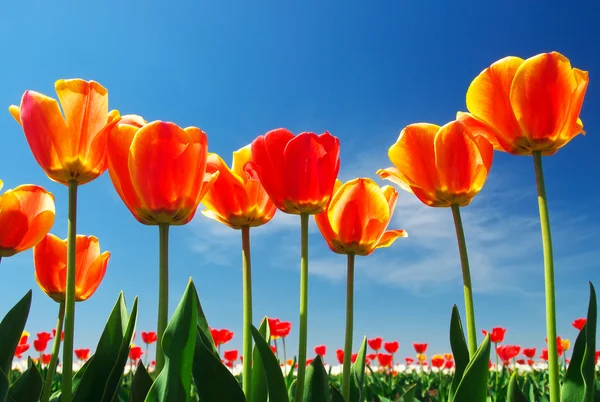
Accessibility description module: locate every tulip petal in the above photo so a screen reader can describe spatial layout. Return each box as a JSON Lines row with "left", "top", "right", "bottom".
{"left": 34, "top": 234, "right": 67, "bottom": 301}
{"left": 0, "top": 193, "right": 29, "bottom": 254}
{"left": 376, "top": 167, "right": 414, "bottom": 194}
{"left": 8, "top": 105, "right": 21, "bottom": 124}
{"left": 456, "top": 112, "right": 504, "bottom": 151}
{"left": 203, "top": 153, "right": 246, "bottom": 220}
{"left": 232, "top": 145, "right": 252, "bottom": 180}
{"left": 77, "top": 251, "right": 109, "bottom": 301}
{"left": 466, "top": 56, "right": 524, "bottom": 152}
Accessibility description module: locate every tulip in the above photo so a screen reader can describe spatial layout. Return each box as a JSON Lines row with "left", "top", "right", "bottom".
{"left": 314, "top": 178, "right": 406, "bottom": 400}
{"left": 34, "top": 233, "right": 109, "bottom": 402}
{"left": 431, "top": 355, "right": 445, "bottom": 369}
{"left": 444, "top": 360, "right": 455, "bottom": 370}
{"left": 201, "top": 145, "right": 277, "bottom": 401}
{"left": 0, "top": 183, "right": 55, "bottom": 260}
{"left": 224, "top": 350, "right": 239, "bottom": 363}
{"left": 14, "top": 331, "right": 30, "bottom": 358}
{"left": 107, "top": 115, "right": 217, "bottom": 374}
{"left": 459, "top": 52, "right": 589, "bottom": 402}
{"left": 351, "top": 353, "right": 357, "bottom": 364}
{"left": 378, "top": 120, "right": 493, "bottom": 358}
{"left": 211, "top": 328, "right": 234, "bottom": 355}
{"left": 482, "top": 327, "right": 507, "bottom": 344}
{"left": 413, "top": 343, "right": 428, "bottom": 354}
{"left": 523, "top": 348, "right": 536, "bottom": 359}
{"left": 74, "top": 348, "right": 90, "bottom": 361}
{"left": 314, "top": 345, "right": 326, "bottom": 357}
{"left": 336, "top": 349, "right": 345, "bottom": 365}
{"left": 377, "top": 353, "right": 393, "bottom": 368}
{"left": 129, "top": 345, "right": 144, "bottom": 361}
{"left": 267, "top": 318, "right": 293, "bottom": 377}
{"left": 34, "top": 338, "right": 49, "bottom": 353}
{"left": 443, "top": 353, "right": 453, "bottom": 361}
{"left": 141, "top": 331, "right": 157, "bottom": 366}
{"left": 41, "top": 354, "right": 52, "bottom": 365}
{"left": 572, "top": 318, "right": 587, "bottom": 331}
{"left": 10, "top": 79, "right": 120, "bottom": 402}
{"left": 247, "top": 128, "right": 340, "bottom": 402}
{"left": 497, "top": 345, "right": 521, "bottom": 364}
{"left": 384, "top": 341, "right": 399, "bottom": 355}
{"left": 405, "top": 357, "right": 414, "bottom": 365}
{"left": 417, "top": 353, "right": 427, "bottom": 364}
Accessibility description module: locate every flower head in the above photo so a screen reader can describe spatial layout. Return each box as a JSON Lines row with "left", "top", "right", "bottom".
{"left": 384, "top": 341, "right": 399, "bottom": 354}
{"left": 74, "top": 348, "right": 90, "bottom": 361}
{"left": 368, "top": 337, "right": 383, "bottom": 352}
{"left": 572, "top": 318, "right": 587, "bottom": 331}
{"left": 482, "top": 327, "right": 507, "bottom": 344}
{"left": 141, "top": 331, "right": 158, "bottom": 345}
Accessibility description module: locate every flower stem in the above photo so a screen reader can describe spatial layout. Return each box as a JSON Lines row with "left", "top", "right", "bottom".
{"left": 41, "top": 302, "right": 65, "bottom": 402}
{"left": 295, "top": 213, "right": 309, "bottom": 402}
{"left": 241, "top": 225, "right": 253, "bottom": 402}
{"left": 451, "top": 204, "right": 477, "bottom": 358}
{"left": 342, "top": 253, "right": 355, "bottom": 401}
{"left": 156, "top": 223, "right": 170, "bottom": 374}
{"left": 144, "top": 343, "right": 148, "bottom": 367}
{"left": 282, "top": 337, "right": 288, "bottom": 375}
{"left": 533, "top": 151, "right": 559, "bottom": 402}
{"left": 62, "top": 180, "right": 78, "bottom": 402}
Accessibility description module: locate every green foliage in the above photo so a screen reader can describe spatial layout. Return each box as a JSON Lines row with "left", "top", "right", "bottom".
{"left": 251, "top": 325, "right": 289, "bottom": 402}
{"left": 6, "top": 357, "right": 42, "bottom": 402}
{"left": 130, "top": 362, "right": 153, "bottom": 402}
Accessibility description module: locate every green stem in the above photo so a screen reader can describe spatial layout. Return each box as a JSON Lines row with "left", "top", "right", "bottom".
{"left": 62, "top": 180, "right": 78, "bottom": 402}
{"left": 41, "top": 302, "right": 65, "bottom": 402}
{"left": 295, "top": 213, "right": 309, "bottom": 402}
{"left": 495, "top": 343, "right": 499, "bottom": 393}
{"left": 451, "top": 204, "right": 478, "bottom": 358}
{"left": 342, "top": 253, "right": 355, "bottom": 401}
{"left": 282, "top": 337, "right": 288, "bottom": 375}
{"left": 156, "top": 223, "right": 170, "bottom": 374}
{"left": 274, "top": 338, "right": 280, "bottom": 361}
{"left": 533, "top": 151, "right": 560, "bottom": 402}
{"left": 241, "top": 225, "right": 253, "bottom": 402}
{"left": 144, "top": 343, "right": 148, "bottom": 367}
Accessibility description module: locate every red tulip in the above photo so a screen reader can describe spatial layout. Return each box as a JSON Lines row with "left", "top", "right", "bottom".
{"left": 482, "top": 327, "right": 506, "bottom": 343}
{"left": 224, "top": 361, "right": 233, "bottom": 368}
{"left": 368, "top": 337, "right": 383, "bottom": 352}
{"left": 224, "top": 350, "right": 238, "bottom": 362}
{"left": 384, "top": 341, "right": 399, "bottom": 354}
{"left": 444, "top": 360, "right": 454, "bottom": 369}
{"left": 74, "top": 348, "right": 90, "bottom": 361}
{"left": 541, "top": 348, "right": 549, "bottom": 361}
{"left": 247, "top": 128, "right": 340, "bottom": 215}
{"left": 351, "top": 353, "right": 358, "bottom": 363}
{"left": 129, "top": 345, "right": 144, "bottom": 361}
{"left": 595, "top": 351, "right": 600, "bottom": 364}
{"left": 14, "top": 331, "right": 30, "bottom": 358}
{"left": 306, "top": 359, "right": 314, "bottom": 366}
{"left": 211, "top": 328, "right": 234, "bottom": 346}
{"left": 270, "top": 345, "right": 277, "bottom": 354}
{"left": 405, "top": 357, "right": 414, "bottom": 365}
{"left": 497, "top": 345, "right": 521, "bottom": 363}
{"left": 516, "top": 359, "right": 526, "bottom": 365}
{"left": 572, "top": 318, "right": 587, "bottom": 331}
{"left": 141, "top": 331, "right": 158, "bottom": 345}
{"left": 41, "top": 353, "right": 52, "bottom": 365}
{"left": 52, "top": 328, "right": 64, "bottom": 340}
{"left": 413, "top": 343, "right": 428, "bottom": 354}
{"left": 314, "top": 345, "right": 326, "bottom": 357}
{"left": 33, "top": 338, "right": 49, "bottom": 353}
{"left": 268, "top": 318, "right": 292, "bottom": 339}
{"left": 431, "top": 355, "right": 445, "bottom": 368}
{"left": 527, "top": 359, "right": 535, "bottom": 366}
{"left": 37, "top": 332, "right": 53, "bottom": 343}
{"left": 366, "top": 353, "right": 377, "bottom": 363}
{"left": 336, "top": 349, "right": 344, "bottom": 365}
{"left": 523, "top": 348, "right": 536, "bottom": 359}
{"left": 377, "top": 353, "right": 393, "bottom": 367}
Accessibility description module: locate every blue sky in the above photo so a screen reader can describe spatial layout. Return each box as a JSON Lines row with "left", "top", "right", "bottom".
{"left": 1, "top": 0, "right": 599, "bottom": 365}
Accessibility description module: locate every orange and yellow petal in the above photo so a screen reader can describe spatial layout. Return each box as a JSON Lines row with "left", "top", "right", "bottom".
{"left": 34, "top": 234, "right": 67, "bottom": 301}
{"left": 466, "top": 56, "right": 524, "bottom": 150}
{"left": 231, "top": 145, "right": 253, "bottom": 181}
{"left": 456, "top": 112, "right": 504, "bottom": 151}
{"left": 77, "top": 251, "right": 109, "bottom": 301}
{"left": 375, "top": 230, "right": 408, "bottom": 249}
{"left": 203, "top": 153, "right": 247, "bottom": 221}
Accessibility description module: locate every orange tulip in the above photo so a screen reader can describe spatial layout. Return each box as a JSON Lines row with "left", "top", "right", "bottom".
{"left": 201, "top": 145, "right": 276, "bottom": 229}
{"left": 247, "top": 128, "right": 340, "bottom": 215}
{"left": 315, "top": 178, "right": 407, "bottom": 256}
{"left": 458, "top": 51, "right": 589, "bottom": 156}
{"left": 9, "top": 79, "right": 120, "bottom": 185}
{"left": 107, "top": 115, "right": 218, "bottom": 225}
{"left": 34, "top": 234, "right": 110, "bottom": 302}
{"left": 377, "top": 120, "right": 493, "bottom": 207}
{"left": 0, "top": 181, "right": 55, "bottom": 257}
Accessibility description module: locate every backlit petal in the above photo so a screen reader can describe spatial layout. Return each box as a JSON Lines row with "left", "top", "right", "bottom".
{"left": 456, "top": 112, "right": 504, "bottom": 151}
{"left": 34, "top": 234, "right": 67, "bottom": 301}
{"left": 232, "top": 145, "right": 252, "bottom": 180}
{"left": 376, "top": 230, "right": 408, "bottom": 249}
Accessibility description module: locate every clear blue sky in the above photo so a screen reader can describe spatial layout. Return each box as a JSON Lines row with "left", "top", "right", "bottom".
{"left": 1, "top": 0, "right": 599, "bottom": 364}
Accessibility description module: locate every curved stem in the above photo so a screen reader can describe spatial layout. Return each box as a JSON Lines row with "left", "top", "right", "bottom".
{"left": 155, "top": 223, "right": 170, "bottom": 374}
{"left": 282, "top": 337, "right": 288, "bottom": 375}
{"left": 62, "top": 180, "right": 78, "bottom": 401}
{"left": 533, "top": 151, "right": 559, "bottom": 402}
{"left": 40, "top": 302, "right": 65, "bottom": 402}
{"left": 295, "top": 213, "right": 309, "bottom": 402}
{"left": 241, "top": 225, "right": 253, "bottom": 401}
{"left": 342, "top": 253, "right": 355, "bottom": 401}
{"left": 451, "top": 204, "right": 477, "bottom": 358}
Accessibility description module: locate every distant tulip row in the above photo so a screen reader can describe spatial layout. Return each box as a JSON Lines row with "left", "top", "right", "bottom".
{"left": 0, "top": 50, "right": 592, "bottom": 402}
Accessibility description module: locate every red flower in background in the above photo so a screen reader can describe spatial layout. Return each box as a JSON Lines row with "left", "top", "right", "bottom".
{"left": 595, "top": 351, "right": 600, "bottom": 364}
{"left": 497, "top": 345, "right": 520, "bottom": 362}
{"left": 33, "top": 338, "right": 49, "bottom": 352}
{"left": 527, "top": 359, "right": 535, "bottom": 366}
{"left": 368, "top": 337, "right": 383, "bottom": 351}
{"left": 405, "top": 357, "right": 414, "bottom": 365}
{"left": 37, "top": 332, "right": 53, "bottom": 343}
{"left": 268, "top": 318, "right": 292, "bottom": 339}
{"left": 444, "top": 360, "right": 454, "bottom": 369}
{"left": 129, "top": 345, "right": 144, "bottom": 361}
{"left": 431, "top": 355, "right": 444, "bottom": 368}
{"left": 444, "top": 353, "right": 453, "bottom": 361}
{"left": 224, "top": 350, "right": 238, "bottom": 362}
{"left": 516, "top": 359, "right": 525, "bottom": 365}
{"left": 384, "top": 341, "right": 399, "bottom": 354}
{"left": 14, "top": 332, "right": 30, "bottom": 358}
{"left": 306, "top": 359, "right": 314, "bottom": 366}
{"left": 270, "top": 345, "right": 277, "bottom": 354}
{"left": 141, "top": 331, "right": 157, "bottom": 345}
{"left": 74, "top": 348, "right": 90, "bottom": 361}
{"left": 336, "top": 349, "right": 344, "bottom": 365}
{"left": 314, "top": 345, "right": 326, "bottom": 357}
{"left": 351, "top": 353, "right": 358, "bottom": 363}
{"left": 248, "top": 129, "right": 340, "bottom": 215}
{"left": 413, "top": 343, "right": 428, "bottom": 354}
{"left": 523, "top": 348, "right": 536, "bottom": 359}
{"left": 482, "top": 327, "right": 506, "bottom": 343}
{"left": 211, "top": 328, "right": 234, "bottom": 347}
{"left": 541, "top": 349, "right": 549, "bottom": 361}
{"left": 573, "top": 318, "right": 587, "bottom": 331}
{"left": 377, "top": 353, "right": 393, "bottom": 367}
{"left": 52, "top": 329, "right": 64, "bottom": 340}
{"left": 41, "top": 353, "right": 52, "bottom": 365}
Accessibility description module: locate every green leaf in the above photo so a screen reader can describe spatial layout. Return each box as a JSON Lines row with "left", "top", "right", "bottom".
{"left": 302, "top": 356, "right": 330, "bottom": 402}
{"left": 194, "top": 287, "right": 218, "bottom": 357}
{"left": 331, "top": 386, "right": 345, "bottom": 402}
{"left": 251, "top": 317, "right": 270, "bottom": 402}
{"left": 349, "top": 337, "right": 367, "bottom": 402}
{"left": 507, "top": 373, "right": 529, "bottom": 402}
{"left": 562, "top": 282, "right": 597, "bottom": 402}
{"left": 0, "top": 290, "right": 32, "bottom": 399}
{"left": 449, "top": 305, "right": 470, "bottom": 402}
{"left": 451, "top": 334, "right": 491, "bottom": 402}
{"left": 399, "top": 385, "right": 417, "bottom": 402}
{"left": 6, "top": 357, "right": 42, "bottom": 402}
{"left": 73, "top": 293, "right": 138, "bottom": 402}
{"left": 146, "top": 281, "right": 198, "bottom": 402}
{"left": 251, "top": 325, "right": 289, "bottom": 402}
{"left": 288, "top": 379, "right": 297, "bottom": 402}
{"left": 286, "top": 357, "right": 297, "bottom": 390}
{"left": 130, "top": 361, "right": 154, "bottom": 402}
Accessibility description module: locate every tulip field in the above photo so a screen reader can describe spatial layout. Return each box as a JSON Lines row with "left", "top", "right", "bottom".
{"left": 0, "top": 7, "right": 596, "bottom": 400}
